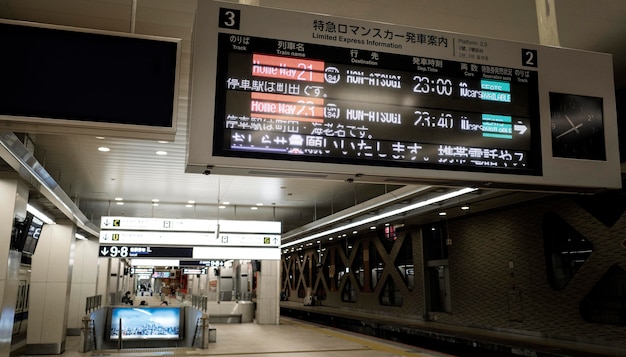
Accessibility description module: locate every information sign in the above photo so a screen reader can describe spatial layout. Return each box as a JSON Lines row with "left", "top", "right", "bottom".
{"left": 182, "top": 268, "right": 207, "bottom": 275}
{"left": 98, "top": 245, "right": 193, "bottom": 258}
{"left": 100, "top": 216, "right": 281, "bottom": 234}
{"left": 215, "top": 32, "right": 540, "bottom": 174}
{"left": 186, "top": 1, "right": 620, "bottom": 191}
{"left": 180, "top": 260, "right": 225, "bottom": 267}
{"left": 99, "top": 230, "right": 280, "bottom": 247}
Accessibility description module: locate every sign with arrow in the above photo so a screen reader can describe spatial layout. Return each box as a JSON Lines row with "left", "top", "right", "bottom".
{"left": 98, "top": 245, "right": 193, "bottom": 258}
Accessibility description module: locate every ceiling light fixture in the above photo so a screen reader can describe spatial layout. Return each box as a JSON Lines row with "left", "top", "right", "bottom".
{"left": 156, "top": 150, "right": 167, "bottom": 156}
{"left": 98, "top": 147, "right": 110, "bottom": 152}
{"left": 280, "top": 187, "right": 477, "bottom": 249}
{"left": 26, "top": 204, "right": 56, "bottom": 224}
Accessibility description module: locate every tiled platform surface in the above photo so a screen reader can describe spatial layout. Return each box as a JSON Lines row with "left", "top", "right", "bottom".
{"left": 17, "top": 316, "right": 453, "bottom": 357}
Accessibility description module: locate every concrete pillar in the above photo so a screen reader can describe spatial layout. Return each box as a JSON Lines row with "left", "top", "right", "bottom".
{"left": 95, "top": 257, "right": 109, "bottom": 303}
{"left": 535, "top": 0, "right": 560, "bottom": 46}
{"left": 26, "top": 224, "right": 75, "bottom": 354}
{"left": 255, "top": 260, "right": 280, "bottom": 325}
{"left": 106, "top": 258, "right": 121, "bottom": 305}
{"left": 0, "top": 176, "right": 28, "bottom": 355}
{"left": 67, "top": 239, "right": 100, "bottom": 335}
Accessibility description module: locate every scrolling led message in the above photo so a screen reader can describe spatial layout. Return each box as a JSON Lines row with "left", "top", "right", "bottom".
{"left": 214, "top": 33, "right": 541, "bottom": 175}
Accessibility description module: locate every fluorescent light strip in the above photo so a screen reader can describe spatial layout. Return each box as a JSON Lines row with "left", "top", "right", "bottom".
{"left": 280, "top": 187, "right": 477, "bottom": 249}
{"left": 27, "top": 204, "right": 56, "bottom": 224}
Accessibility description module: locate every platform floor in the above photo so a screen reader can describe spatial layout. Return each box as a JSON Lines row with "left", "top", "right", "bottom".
{"left": 18, "top": 317, "right": 454, "bottom": 357}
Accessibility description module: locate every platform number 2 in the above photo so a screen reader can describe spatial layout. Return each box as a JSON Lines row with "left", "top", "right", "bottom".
{"left": 219, "top": 8, "right": 241, "bottom": 30}
{"left": 522, "top": 48, "right": 538, "bottom": 67}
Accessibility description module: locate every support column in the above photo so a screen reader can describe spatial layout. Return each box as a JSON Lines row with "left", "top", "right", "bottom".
{"left": 0, "top": 175, "right": 28, "bottom": 355}
{"left": 535, "top": 0, "right": 560, "bottom": 46}
{"left": 26, "top": 224, "right": 75, "bottom": 355}
{"left": 67, "top": 239, "right": 100, "bottom": 335}
{"left": 95, "top": 257, "right": 110, "bottom": 303}
{"left": 255, "top": 260, "right": 280, "bottom": 325}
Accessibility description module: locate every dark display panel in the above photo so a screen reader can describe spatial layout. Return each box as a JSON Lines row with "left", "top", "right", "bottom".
{"left": 108, "top": 307, "right": 182, "bottom": 340}
{"left": 0, "top": 22, "right": 177, "bottom": 128}
{"left": 549, "top": 93, "right": 605, "bottom": 161}
{"left": 213, "top": 33, "right": 542, "bottom": 175}
{"left": 11, "top": 212, "right": 45, "bottom": 256}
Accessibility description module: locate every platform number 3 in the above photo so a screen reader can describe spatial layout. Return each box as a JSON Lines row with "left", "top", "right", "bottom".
{"left": 219, "top": 8, "right": 241, "bottom": 30}
{"left": 522, "top": 48, "right": 538, "bottom": 67}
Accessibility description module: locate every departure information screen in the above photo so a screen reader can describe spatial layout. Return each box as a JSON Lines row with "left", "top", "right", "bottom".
{"left": 213, "top": 32, "right": 541, "bottom": 175}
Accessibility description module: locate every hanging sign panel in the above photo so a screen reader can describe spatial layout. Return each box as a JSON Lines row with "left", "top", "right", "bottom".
{"left": 0, "top": 20, "right": 181, "bottom": 141}
{"left": 186, "top": 1, "right": 620, "bottom": 191}
{"left": 98, "top": 246, "right": 193, "bottom": 258}
{"left": 98, "top": 230, "right": 280, "bottom": 247}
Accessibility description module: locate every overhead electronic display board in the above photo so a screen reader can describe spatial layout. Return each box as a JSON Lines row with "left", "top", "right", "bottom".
{"left": 0, "top": 20, "right": 181, "bottom": 141}
{"left": 187, "top": 1, "right": 620, "bottom": 191}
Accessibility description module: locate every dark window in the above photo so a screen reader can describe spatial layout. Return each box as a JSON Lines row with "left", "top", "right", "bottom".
{"left": 341, "top": 278, "right": 357, "bottom": 302}
{"left": 542, "top": 212, "right": 594, "bottom": 290}
{"left": 395, "top": 232, "right": 414, "bottom": 291}
{"left": 370, "top": 244, "right": 384, "bottom": 290}
{"left": 379, "top": 276, "right": 403, "bottom": 307}
{"left": 336, "top": 249, "right": 346, "bottom": 290}
{"left": 423, "top": 221, "right": 448, "bottom": 261}
{"left": 353, "top": 244, "right": 365, "bottom": 288}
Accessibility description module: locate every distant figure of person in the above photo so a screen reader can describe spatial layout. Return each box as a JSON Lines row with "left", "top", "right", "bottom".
{"left": 139, "top": 300, "right": 147, "bottom": 306}
{"left": 121, "top": 291, "right": 132, "bottom": 305}
{"left": 160, "top": 300, "right": 168, "bottom": 306}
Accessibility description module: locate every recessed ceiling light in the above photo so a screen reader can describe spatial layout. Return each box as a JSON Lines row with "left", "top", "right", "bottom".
{"left": 188, "top": 200, "right": 195, "bottom": 204}
{"left": 250, "top": 206, "right": 258, "bottom": 210}
{"left": 158, "top": 140, "right": 168, "bottom": 144}
{"left": 219, "top": 205, "right": 226, "bottom": 209}
{"left": 370, "top": 226, "right": 376, "bottom": 230}
{"left": 439, "top": 212, "right": 447, "bottom": 216}
{"left": 152, "top": 199, "right": 160, "bottom": 202}
{"left": 156, "top": 151, "right": 167, "bottom": 156}
{"left": 116, "top": 202, "right": 124, "bottom": 205}
{"left": 329, "top": 237, "right": 333, "bottom": 241}
{"left": 223, "top": 201, "right": 230, "bottom": 205}
{"left": 256, "top": 203, "right": 263, "bottom": 206}
{"left": 114, "top": 197, "right": 123, "bottom": 201}
{"left": 352, "top": 230, "right": 358, "bottom": 234}
{"left": 461, "top": 205, "right": 470, "bottom": 210}
{"left": 185, "top": 204, "right": 193, "bottom": 208}
{"left": 98, "top": 147, "right": 110, "bottom": 152}
{"left": 152, "top": 203, "right": 159, "bottom": 207}
{"left": 95, "top": 136, "right": 105, "bottom": 140}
